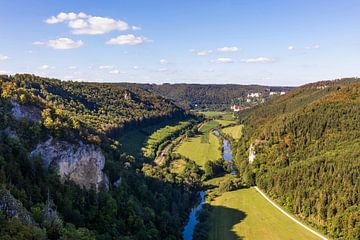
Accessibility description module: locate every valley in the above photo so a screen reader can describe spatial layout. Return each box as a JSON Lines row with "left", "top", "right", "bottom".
{"left": 0, "top": 75, "right": 358, "bottom": 240}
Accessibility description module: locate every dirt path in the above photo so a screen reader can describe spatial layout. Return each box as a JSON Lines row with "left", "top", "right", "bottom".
{"left": 254, "top": 187, "right": 329, "bottom": 240}
{"left": 154, "top": 144, "right": 171, "bottom": 165}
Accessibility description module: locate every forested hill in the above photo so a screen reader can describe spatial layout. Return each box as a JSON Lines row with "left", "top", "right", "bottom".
{"left": 234, "top": 77, "right": 360, "bottom": 239}
{"left": 0, "top": 74, "right": 199, "bottom": 239}
{"left": 0, "top": 74, "right": 190, "bottom": 143}
{"left": 120, "top": 83, "right": 292, "bottom": 110}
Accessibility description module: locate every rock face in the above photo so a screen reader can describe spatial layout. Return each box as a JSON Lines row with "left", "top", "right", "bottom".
{"left": 11, "top": 100, "right": 41, "bottom": 122}
{"left": 30, "top": 138, "right": 108, "bottom": 191}
{"left": 0, "top": 189, "right": 34, "bottom": 225}
{"left": 248, "top": 143, "right": 256, "bottom": 163}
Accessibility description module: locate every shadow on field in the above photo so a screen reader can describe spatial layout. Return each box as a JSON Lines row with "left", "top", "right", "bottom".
{"left": 195, "top": 204, "right": 246, "bottom": 240}
{"left": 211, "top": 205, "right": 246, "bottom": 240}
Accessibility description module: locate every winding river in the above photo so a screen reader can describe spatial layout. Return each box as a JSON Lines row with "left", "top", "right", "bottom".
{"left": 182, "top": 129, "right": 235, "bottom": 240}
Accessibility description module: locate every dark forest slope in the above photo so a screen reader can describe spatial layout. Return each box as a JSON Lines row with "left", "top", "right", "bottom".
{"left": 120, "top": 83, "right": 292, "bottom": 110}
{"left": 234, "top": 78, "right": 360, "bottom": 239}
{"left": 0, "top": 74, "right": 199, "bottom": 240}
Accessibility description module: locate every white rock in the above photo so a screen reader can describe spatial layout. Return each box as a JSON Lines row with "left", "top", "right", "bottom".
{"left": 30, "top": 137, "right": 108, "bottom": 191}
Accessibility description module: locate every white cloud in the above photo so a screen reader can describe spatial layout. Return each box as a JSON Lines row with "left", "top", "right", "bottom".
{"left": 217, "top": 46, "right": 239, "bottom": 52}
{"left": 0, "top": 54, "right": 9, "bottom": 61}
{"left": 132, "top": 66, "right": 140, "bottom": 70}
{"left": 288, "top": 45, "right": 294, "bottom": 50}
{"left": 157, "top": 68, "right": 168, "bottom": 72}
{"left": 191, "top": 49, "right": 213, "bottom": 56}
{"left": 33, "top": 38, "right": 83, "bottom": 49}
{"left": 106, "top": 34, "right": 147, "bottom": 45}
{"left": 159, "top": 59, "right": 169, "bottom": 65}
{"left": 99, "top": 65, "right": 114, "bottom": 69}
{"left": 39, "top": 65, "right": 50, "bottom": 70}
{"left": 69, "top": 66, "right": 77, "bottom": 69}
{"left": 212, "top": 57, "right": 233, "bottom": 64}
{"left": 132, "top": 25, "right": 141, "bottom": 31}
{"left": 109, "top": 69, "right": 120, "bottom": 74}
{"left": 45, "top": 12, "right": 129, "bottom": 35}
{"left": 240, "top": 57, "right": 274, "bottom": 63}
{"left": 306, "top": 44, "right": 320, "bottom": 49}
{"left": 0, "top": 70, "right": 9, "bottom": 74}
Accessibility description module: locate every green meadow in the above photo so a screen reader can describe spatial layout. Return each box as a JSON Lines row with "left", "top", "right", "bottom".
{"left": 175, "top": 121, "right": 221, "bottom": 168}
{"left": 208, "top": 187, "right": 323, "bottom": 240}
{"left": 121, "top": 120, "right": 192, "bottom": 159}
{"left": 222, "top": 125, "right": 244, "bottom": 139}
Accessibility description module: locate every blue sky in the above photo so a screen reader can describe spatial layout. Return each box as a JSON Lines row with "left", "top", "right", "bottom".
{"left": 0, "top": 0, "right": 359, "bottom": 86}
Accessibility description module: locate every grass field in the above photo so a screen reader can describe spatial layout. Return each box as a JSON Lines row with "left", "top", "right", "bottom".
{"left": 215, "top": 119, "right": 236, "bottom": 127}
{"left": 222, "top": 125, "right": 244, "bottom": 139}
{"left": 121, "top": 119, "right": 192, "bottom": 159}
{"left": 175, "top": 121, "right": 221, "bottom": 168}
{"left": 208, "top": 187, "right": 323, "bottom": 240}
{"left": 143, "top": 121, "right": 192, "bottom": 158}
{"left": 198, "top": 111, "right": 227, "bottom": 118}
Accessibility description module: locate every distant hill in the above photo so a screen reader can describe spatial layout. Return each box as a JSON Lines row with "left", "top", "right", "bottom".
{"left": 119, "top": 83, "right": 293, "bottom": 110}
{"left": 234, "top": 77, "right": 360, "bottom": 239}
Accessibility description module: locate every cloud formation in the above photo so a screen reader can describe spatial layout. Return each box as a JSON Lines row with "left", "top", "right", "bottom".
{"left": 159, "top": 59, "right": 169, "bottom": 65}
{"left": 109, "top": 69, "right": 120, "bottom": 74}
{"left": 288, "top": 45, "right": 294, "bottom": 50}
{"left": 39, "top": 65, "right": 50, "bottom": 70}
{"left": 191, "top": 49, "right": 213, "bottom": 56}
{"left": 0, "top": 54, "right": 9, "bottom": 61}
{"left": 240, "top": 57, "right": 274, "bottom": 63}
{"left": 305, "top": 44, "right": 320, "bottom": 49}
{"left": 99, "top": 65, "right": 114, "bottom": 69}
{"left": 213, "top": 57, "right": 233, "bottom": 64}
{"left": 46, "top": 12, "right": 130, "bottom": 35}
{"left": 217, "top": 46, "right": 239, "bottom": 52}
{"left": 106, "top": 34, "right": 147, "bottom": 45}
{"left": 33, "top": 38, "right": 83, "bottom": 49}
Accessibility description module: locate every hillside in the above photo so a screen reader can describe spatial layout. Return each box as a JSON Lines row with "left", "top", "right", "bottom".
{"left": 120, "top": 83, "right": 292, "bottom": 110}
{"left": 234, "top": 78, "right": 360, "bottom": 239}
{"left": 0, "top": 74, "right": 200, "bottom": 239}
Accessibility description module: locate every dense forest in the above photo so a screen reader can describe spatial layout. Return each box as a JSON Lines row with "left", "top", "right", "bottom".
{"left": 234, "top": 78, "right": 360, "bottom": 239}
{"left": 0, "top": 74, "right": 200, "bottom": 239}
{"left": 120, "top": 83, "right": 292, "bottom": 110}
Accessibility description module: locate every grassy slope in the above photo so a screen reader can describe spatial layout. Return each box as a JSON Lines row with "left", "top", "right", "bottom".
{"left": 208, "top": 188, "right": 323, "bottom": 240}
{"left": 143, "top": 120, "right": 192, "bottom": 158}
{"left": 222, "top": 125, "right": 244, "bottom": 139}
{"left": 121, "top": 120, "right": 191, "bottom": 159}
{"left": 175, "top": 121, "right": 221, "bottom": 168}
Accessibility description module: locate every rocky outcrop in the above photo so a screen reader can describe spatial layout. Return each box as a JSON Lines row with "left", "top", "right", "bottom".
{"left": 248, "top": 143, "right": 256, "bottom": 163}
{"left": 11, "top": 100, "right": 41, "bottom": 122}
{"left": 0, "top": 127, "right": 17, "bottom": 139}
{"left": 30, "top": 138, "right": 108, "bottom": 191}
{"left": 0, "top": 189, "right": 34, "bottom": 225}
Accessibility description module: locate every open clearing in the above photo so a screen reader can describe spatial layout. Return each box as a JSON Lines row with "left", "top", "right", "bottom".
{"left": 208, "top": 187, "right": 323, "bottom": 240}
{"left": 175, "top": 121, "right": 221, "bottom": 168}
{"left": 222, "top": 125, "right": 244, "bottom": 139}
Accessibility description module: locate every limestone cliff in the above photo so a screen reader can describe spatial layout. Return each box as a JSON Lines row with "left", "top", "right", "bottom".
{"left": 0, "top": 189, "right": 34, "bottom": 225}
{"left": 30, "top": 138, "right": 108, "bottom": 191}
{"left": 248, "top": 143, "right": 256, "bottom": 163}
{"left": 10, "top": 100, "right": 41, "bottom": 122}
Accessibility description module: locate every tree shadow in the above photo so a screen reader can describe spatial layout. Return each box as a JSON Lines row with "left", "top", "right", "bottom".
{"left": 194, "top": 204, "right": 246, "bottom": 240}
{"left": 209, "top": 205, "right": 246, "bottom": 240}
{"left": 120, "top": 118, "right": 190, "bottom": 159}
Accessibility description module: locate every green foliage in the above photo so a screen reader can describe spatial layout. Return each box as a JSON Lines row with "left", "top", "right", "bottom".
{"left": 129, "top": 83, "right": 291, "bottom": 110}
{"left": 0, "top": 74, "right": 199, "bottom": 239}
{"left": 235, "top": 79, "right": 360, "bottom": 239}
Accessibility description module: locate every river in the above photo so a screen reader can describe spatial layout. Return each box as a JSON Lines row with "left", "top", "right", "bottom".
{"left": 182, "top": 129, "right": 235, "bottom": 240}
{"left": 182, "top": 191, "right": 206, "bottom": 240}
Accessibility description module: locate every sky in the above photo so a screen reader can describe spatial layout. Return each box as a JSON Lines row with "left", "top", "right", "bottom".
{"left": 0, "top": 0, "right": 359, "bottom": 86}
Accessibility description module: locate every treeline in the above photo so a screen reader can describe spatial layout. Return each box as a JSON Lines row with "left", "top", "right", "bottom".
{"left": 234, "top": 78, "right": 360, "bottom": 239}
{"left": 120, "top": 83, "right": 292, "bottom": 110}
{"left": 0, "top": 74, "right": 200, "bottom": 239}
